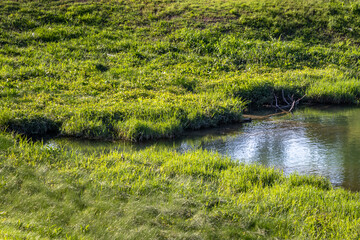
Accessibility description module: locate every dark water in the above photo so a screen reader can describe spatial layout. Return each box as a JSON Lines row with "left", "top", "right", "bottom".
{"left": 49, "top": 106, "right": 360, "bottom": 191}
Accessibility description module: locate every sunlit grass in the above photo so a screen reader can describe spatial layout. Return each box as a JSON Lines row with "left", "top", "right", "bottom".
{"left": 1, "top": 0, "right": 360, "bottom": 140}
{"left": 1, "top": 1, "right": 360, "bottom": 237}
{"left": 0, "top": 134, "right": 359, "bottom": 239}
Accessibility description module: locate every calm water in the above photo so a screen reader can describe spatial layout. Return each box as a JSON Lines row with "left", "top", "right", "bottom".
{"left": 49, "top": 106, "right": 360, "bottom": 191}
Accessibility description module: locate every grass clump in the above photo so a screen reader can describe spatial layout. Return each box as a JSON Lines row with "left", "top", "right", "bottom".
{"left": 0, "top": 134, "right": 359, "bottom": 239}
{"left": 1, "top": 0, "right": 360, "bottom": 140}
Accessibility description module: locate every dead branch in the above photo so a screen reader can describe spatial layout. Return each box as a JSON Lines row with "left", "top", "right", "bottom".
{"left": 272, "top": 91, "right": 306, "bottom": 113}
{"left": 282, "top": 89, "right": 290, "bottom": 105}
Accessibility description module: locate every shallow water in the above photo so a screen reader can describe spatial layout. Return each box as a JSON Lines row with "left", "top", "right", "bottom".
{"left": 49, "top": 106, "right": 360, "bottom": 191}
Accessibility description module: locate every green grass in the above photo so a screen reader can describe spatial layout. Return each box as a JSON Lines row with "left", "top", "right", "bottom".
{"left": 0, "top": 134, "right": 359, "bottom": 239}
{"left": 1, "top": 0, "right": 360, "bottom": 140}
{"left": 1, "top": 1, "right": 360, "bottom": 237}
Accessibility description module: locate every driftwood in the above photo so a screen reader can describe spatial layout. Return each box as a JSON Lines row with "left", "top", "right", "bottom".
{"left": 272, "top": 90, "right": 306, "bottom": 113}
{"left": 243, "top": 111, "right": 289, "bottom": 121}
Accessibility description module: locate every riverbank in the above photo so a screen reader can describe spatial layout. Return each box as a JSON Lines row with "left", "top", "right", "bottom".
{"left": 1, "top": 0, "right": 360, "bottom": 141}
{"left": 1, "top": 133, "right": 360, "bottom": 239}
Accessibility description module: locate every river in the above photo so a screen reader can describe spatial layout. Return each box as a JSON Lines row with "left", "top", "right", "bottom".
{"left": 48, "top": 106, "right": 360, "bottom": 191}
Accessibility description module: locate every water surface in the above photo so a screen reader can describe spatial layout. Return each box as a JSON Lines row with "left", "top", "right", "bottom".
{"left": 50, "top": 106, "right": 360, "bottom": 191}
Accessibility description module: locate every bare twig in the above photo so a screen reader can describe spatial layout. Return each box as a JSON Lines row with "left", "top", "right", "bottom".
{"left": 282, "top": 90, "right": 290, "bottom": 105}
{"left": 288, "top": 100, "right": 296, "bottom": 113}
{"left": 295, "top": 94, "right": 307, "bottom": 104}
{"left": 271, "top": 91, "right": 306, "bottom": 113}
{"left": 273, "top": 93, "right": 288, "bottom": 113}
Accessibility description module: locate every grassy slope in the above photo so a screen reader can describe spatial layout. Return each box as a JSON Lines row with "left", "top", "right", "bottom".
{"left": 1, "top": 0, "right": 360, "bottom": 140}
{"left": 0, "top": 136, "right": 359, "bottom": 239}
{"left": 1, "top": 1, "right": 360, "bottom": 238}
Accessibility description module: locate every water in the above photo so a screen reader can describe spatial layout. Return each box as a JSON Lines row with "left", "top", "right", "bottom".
{"left": 49, "top": 106, "right": 360, "bottom": 191}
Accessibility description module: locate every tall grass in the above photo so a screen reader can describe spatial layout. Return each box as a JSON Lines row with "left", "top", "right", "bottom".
{"left": 0, "top": 134, "right": 359, "bottom": 239}
{"left": 1, "top": 1, "right": 360, "bottom": 238}
{"left": 1, "top": 0, "right": 360, "bottom": 140}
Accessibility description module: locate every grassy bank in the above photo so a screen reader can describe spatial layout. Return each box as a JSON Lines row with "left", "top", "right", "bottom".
{"left": 0, "top": 134, "right": 359, "bottom": 239}
{"left": 1, "top": 0, "right": 360, "bottom": 140}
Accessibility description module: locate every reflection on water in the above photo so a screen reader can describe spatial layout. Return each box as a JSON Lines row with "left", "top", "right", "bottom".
{"left": 49, "top": 106, "right": 360, "bottom": 191}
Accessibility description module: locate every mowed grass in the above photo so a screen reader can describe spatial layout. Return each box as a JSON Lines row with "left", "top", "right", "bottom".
{"left": 1, "top": 0, "right": 360, "bottom": 140}
{"left": 0, "top": 134, "right": 359, "bottom": 239}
